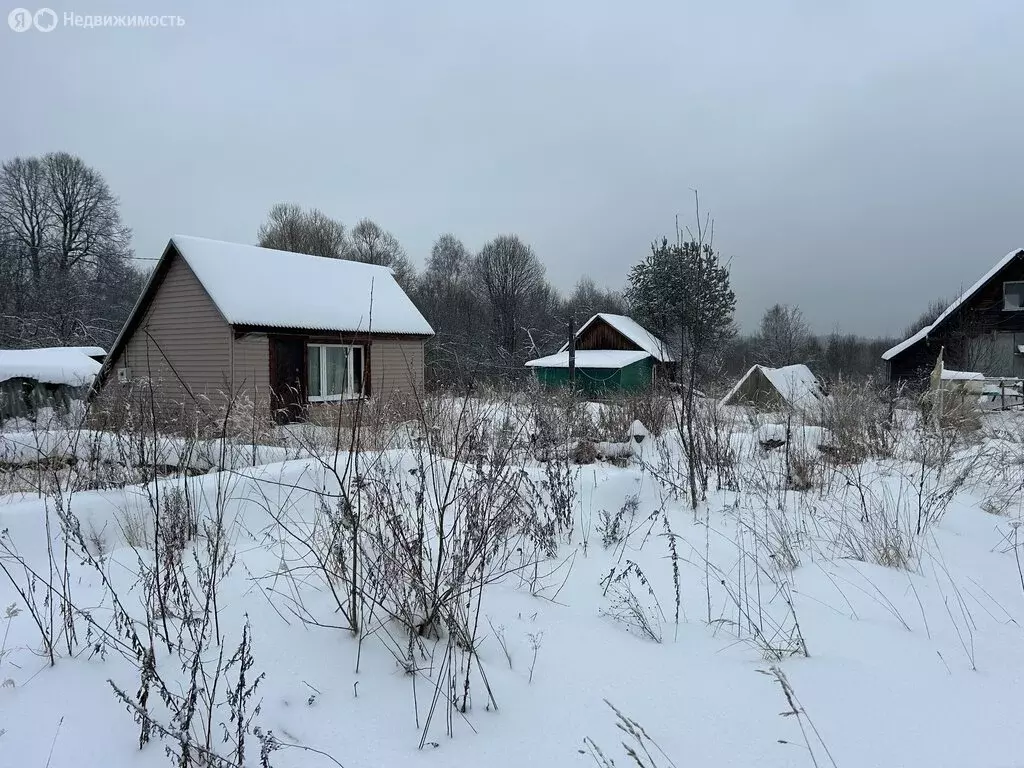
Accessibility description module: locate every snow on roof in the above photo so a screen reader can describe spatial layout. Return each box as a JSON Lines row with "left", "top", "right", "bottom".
{"left": 558, "top": 314, "right": 674, "bottom": 362}
{"left": 49, "top": 346, "right": 106, "bottom": 359}
{"left": 940, "top": 369, "right": 985, "bottom": 381}
{"left": 525, "top": 350, "right": 651, "bottom": 368}
{"left": 720, "top": 364, "right": 823, "bottom": 410}
{"left": 882, "top": 248, "right": 1024, "bottom": 361}
{"left": 170, "top": 235, "right": 434, "bottom": 336}
{"left": 0, "top": 347, "right": 102, "bottom": 386}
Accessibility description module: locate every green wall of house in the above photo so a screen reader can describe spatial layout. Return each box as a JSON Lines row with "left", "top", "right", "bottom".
{"left": 532, "top": 357, "right": 653, "bottom": 395}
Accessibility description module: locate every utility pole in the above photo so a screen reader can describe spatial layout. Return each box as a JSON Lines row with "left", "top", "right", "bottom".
{"left": 568, "top": 315, "right": 577, "bottom": 391}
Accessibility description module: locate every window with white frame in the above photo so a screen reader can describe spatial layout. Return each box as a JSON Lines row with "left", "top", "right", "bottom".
{"left": 1004, "top": 281, "right": 1024, "bottom": 311}
{"left": 307, "top": 344, "right": 364, "bottom": 401}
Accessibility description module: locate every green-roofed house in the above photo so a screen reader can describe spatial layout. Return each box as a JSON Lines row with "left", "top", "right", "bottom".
{"left": 525, "top": 313, "right": 674, "bottom": 396}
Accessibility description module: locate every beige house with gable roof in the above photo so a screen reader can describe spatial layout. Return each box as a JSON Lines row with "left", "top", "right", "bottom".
{"left": 93, "top": 235, "right": 433, "bottom": 424}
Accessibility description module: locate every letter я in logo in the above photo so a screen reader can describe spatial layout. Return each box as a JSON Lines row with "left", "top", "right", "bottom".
{"left": 8, "top": 8, "right": 32, "bottom": 31}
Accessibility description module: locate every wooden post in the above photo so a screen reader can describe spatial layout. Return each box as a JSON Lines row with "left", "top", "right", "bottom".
{"left": 568, "top": 315, "right": 576, "bottom": 391}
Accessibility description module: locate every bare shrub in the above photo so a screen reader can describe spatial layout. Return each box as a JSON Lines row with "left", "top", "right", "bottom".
{"left": 117, "top": 506, "right": 151, "bottom": 548}
{"left": 817, "top": 376, "right": 899, "bottom": 462}
{"left": 646, "top": 400, "right": 738, "bottom": 503}
{"left": 530, "top": 388, "right": 592, "bottom": 461}
{"left": 786, "top": 445, "right": 823, "bottom": 492}
{"left": 572, "top": 439, "right": 598, "bottom": 464}
{"left": 832, "top": 493, "right": 917, "bottom": 570}
{"left": 825, "top": 444, "right": 971, "bottom": 570}
{"left": 598, "top": 495, "right": 640, "bottom": 550}
{"left": 600, "top": 561, "right": 664, "bottom": 643}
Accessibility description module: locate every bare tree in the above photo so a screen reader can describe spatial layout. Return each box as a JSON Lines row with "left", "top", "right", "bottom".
{"left": 563, "top": 276, "right": 627, "bottom": 322}
{"left": 257, "top": 203, "right": 348, "bottom": 258}
{"left": 417, "top": 234, "right": 485, "bottom": 385}
{"left": 474, "top": 234, "right": 548, "bottom": 364}
{"left": 0, "top": 151, "right": 140, "bottom": 349}
{"left": 43, "top": 152, "right": 132, "bottom": 273}
{"left": 0, "top": 156, "right": 49, "bottom": 286}
{"left": 755, "top": 303, "right": 812, "bottom": 367}
{"left": 426, "top": 232, "right": 470, "bottom": 283}
{"left": 349, "top": 218, "right": 416, "bottom": 289}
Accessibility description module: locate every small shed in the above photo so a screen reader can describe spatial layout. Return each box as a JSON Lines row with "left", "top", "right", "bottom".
{"left": 720, "top": 364, "right": 824, "bottom": 411}
{"left": 0, "top": 347, "right": 104, "bottom": 421}
{"left": 525, "top": 314, "right": 674, "bottom": 395}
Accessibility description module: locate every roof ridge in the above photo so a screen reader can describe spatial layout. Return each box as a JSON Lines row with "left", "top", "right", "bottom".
{"left": 882, "top": 248, "right": 1024, "bottom": 361}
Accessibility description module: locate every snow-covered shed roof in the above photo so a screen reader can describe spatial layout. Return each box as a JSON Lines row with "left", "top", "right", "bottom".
{"left": 940, "top": 369, "right": 985, "bottom": 381}
{"left": 169, "top": 236, "right": 433, "bottom": 335}
{"left": 720, "top": 364, "right": 823, "bottom": 410}
{"left": 558, "top": 314, "right": 674, "bottom": 362}
{"left": 0, "top": 347, "right": 102, "bottom": 386}
{"left": 525, "top": 350, "right": 651, "bottom": 368}
{"left": 49, "top": 346, "right": 106, "bottom": 360}
{"left": 882, "top": 248, "right": 1024, "bottom": 361}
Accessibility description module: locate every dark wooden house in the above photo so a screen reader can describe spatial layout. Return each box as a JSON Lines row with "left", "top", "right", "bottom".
{"left": 883, "top": 248, "right": 1024, "bottom": 383}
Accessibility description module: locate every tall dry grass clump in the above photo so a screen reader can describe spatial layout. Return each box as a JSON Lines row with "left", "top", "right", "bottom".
{"left": 816, "top": 377, "right": 900, "bottom": 463}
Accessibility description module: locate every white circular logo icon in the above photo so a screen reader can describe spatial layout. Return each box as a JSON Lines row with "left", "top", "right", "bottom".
{"left": 33, "top": 7, "right": 56, "bottom": 31}
{"left": 8, "top": 7, "right": 33, "bottom": 31}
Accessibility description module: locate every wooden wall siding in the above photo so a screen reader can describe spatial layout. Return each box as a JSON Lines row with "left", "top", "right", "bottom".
{"left": 956, "top": 256, "right": 1024, "bottom": 334}
{"left": 106, "top": 252, "right": 232, "bottom": 407}
{"left": 966, "top": 332, "right": 1024, "bottom": 378}
{"left": 231, "top": 333, "right": 270, "bottom": 398}
{"left": 372, "top": 340, "right": 425, "bottom": 396}
{"left": 575, "top": 318, "right": 642, "bottom": 353}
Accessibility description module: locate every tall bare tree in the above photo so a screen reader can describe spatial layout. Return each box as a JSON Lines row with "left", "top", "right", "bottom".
{"left": 43, "top": 152, "right": 132, "bottom": 272}
{"left": 416, "top": 234, "right": 486, "bottom": 385}
{"left": 0, "top": 152, "right": 140, "bottom": 349}
{"left": 0, "top": 156, "right": 49, "bottom": 286}
{"left": 474, "top": 234, "right": 548, "bottom": 365}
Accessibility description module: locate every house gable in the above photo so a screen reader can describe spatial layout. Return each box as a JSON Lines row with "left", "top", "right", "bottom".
{"left": 559, "top": 313, "right": 673, "bottom": 362}
{"left": 884, "top": 249, "right": 1024, "bottom": 380}
{"left": 575, "top": 316, "right": 644, "bottom": 354}
{"left": 97, "top": 244, "right": 232, "bottom": 405}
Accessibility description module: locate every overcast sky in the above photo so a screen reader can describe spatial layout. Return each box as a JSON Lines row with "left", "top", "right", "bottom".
{"left": 4, "top": 0, "right": 1023, "bottom": 337}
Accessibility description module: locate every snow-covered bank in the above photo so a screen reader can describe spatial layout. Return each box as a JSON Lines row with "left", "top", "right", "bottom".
{"left": 1, "top": 410, "right": 1023, "bottom": 768}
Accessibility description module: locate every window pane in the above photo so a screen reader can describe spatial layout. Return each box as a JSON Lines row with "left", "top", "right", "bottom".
{"left": 307, "top": 346, "right": 321, "bottom": 397}
{"left": 1006, "top": 283, "right": 1024, "bottom": 310}
{"left": 351, "top": 347, "right": 363, "bottom": 396}
{"left": 324, "top": 346, "right": 348, "bottom": 396}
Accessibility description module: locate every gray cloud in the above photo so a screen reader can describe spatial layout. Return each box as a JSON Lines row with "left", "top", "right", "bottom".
{"left": 4, "top": 0, "right": 1023, "bottom": 337}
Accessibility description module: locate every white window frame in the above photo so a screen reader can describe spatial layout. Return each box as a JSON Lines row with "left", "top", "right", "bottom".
{"left": 1003, "top": 281, "right": 1024, "bottom": 311}
{"left": 307, "top": 344, "right": 364, "bottom": 402}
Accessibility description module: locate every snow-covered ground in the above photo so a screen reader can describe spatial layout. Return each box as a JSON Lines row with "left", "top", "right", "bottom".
{"left": 1, "top": 402, "right": 1023, "bottom": 768}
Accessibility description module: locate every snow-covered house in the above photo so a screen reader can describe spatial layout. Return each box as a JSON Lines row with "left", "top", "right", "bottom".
{"left": 883, "top": 248, "right": 1024, "bottom": 382}
{"left": 720, "top": 364, "right": 824, "bottom": 412}
{"left": 0, "top": 346, "right": 104, "bottom": 421}
{"left": 93, "top": 236, "right": 434, "bottom": 423}
{"left": 525, "top": 313, "right": 674, "bottom": 395}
